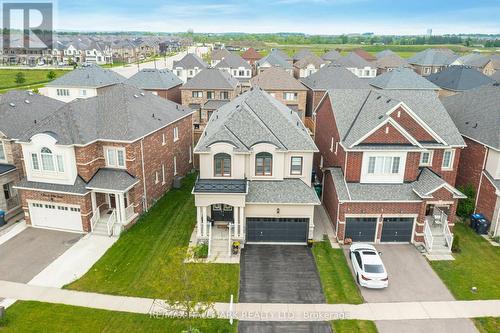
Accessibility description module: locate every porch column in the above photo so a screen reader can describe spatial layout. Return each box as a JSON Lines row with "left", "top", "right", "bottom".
{"left": 91, "top": 191, "right": 97, "bottom": 213}
{"left": 239, "top": 206, "right": 244, "bottom": 239}
{"left": 196, "top": 206, "right": 202, "bottom": 237}
{"left": 233, "top": 207, "right": 239, "bottom": 238}
{"left": 202, "top": 206, "right": 208, "bottom": 237}
{"left": 114, "top": 194, "right": 122, "bottom": 223}
{"left": 118, "top": 193, "right": 126, "bottom": 224}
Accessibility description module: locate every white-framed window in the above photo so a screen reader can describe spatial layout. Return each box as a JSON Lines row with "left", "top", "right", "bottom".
{"left": 80, "top": 89, "right": 87, "bottom": 97}
{"left": 220, "top": 91, "right": 229, "bottom": 99}
{"left": 361, "top": 152, "right": 406, "bottom": 184}
{"left": 423, "top": 67, "right": 431, "bottom": 75}
{"left": 105, "top": 147, "right": 126, "bottom": 168}
{"left": 173, "top": 156, "right": 177, "bottom": 175}
{"left": 283, "top": 92, "right": 298, "bottom": 101}
{"left": 420, "top": 151, "right": 433, "bottom": 166}
{"left": 173, "top": 127, "right": 179, "bottom": 142}
{"left": 442, "top": 149, "right": 454, "bottom": 170}
{"left": 0, "top": 141, "right": 6, "bottom": 161}
{"left": 192, "top": 91, "right": 202, "bottom": 98}
{"left": 290, "top": 156, "right": 303, "bottom": 175}
{"left": 206, "top": 91, "right": 215, "bottom": 99}
{"left": 56, "top": 88, "right": 69, "bottom": 96}
{"left": 162, "top": 164, "right": 165, "bottom": 184}
{"left": 367, "top": 156, "right": 401, "bottom": 174}
{"left": 32, "top": 147, "right": 64, "bottom": 172}
{"left": 155, "top": 171, "right": 159, "bottom": 184}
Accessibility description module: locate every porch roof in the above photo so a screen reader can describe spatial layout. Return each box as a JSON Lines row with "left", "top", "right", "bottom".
{"left": 246, "top": 179, "right": 320, "bottom": 204}
{"left": 0, "top": 163, "right": 16, "bottom": 176}
{"left": 86, "top": 168, "right": 139, "bottom": 192}
{"left": 14, "top": 176, "right": 89, "bottom": 195}
{"left": 193, "top": 178, "right": 247, "bottom": 194}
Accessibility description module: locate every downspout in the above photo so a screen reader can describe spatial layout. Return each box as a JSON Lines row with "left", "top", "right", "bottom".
{"left": 474, "top": 146, "right": 489, "bottom": 212}
{"left": 140, "top": 138, "right": 148, "bottom": 212}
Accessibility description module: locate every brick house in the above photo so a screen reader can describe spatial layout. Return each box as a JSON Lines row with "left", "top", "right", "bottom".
{"left": 214, "top": 52, "right": 252, "bottom": 86}
{"left": 315, "top": 88, "right": 465, "bottom": 254}
{"left": 292, "top": 49, "right": 314, "bottom": 63}
{"left": 408, "top": 49, "right": 458, "bottom": 77}
{"left": 125, "top": 68, "right": 183, "bottom": 103}
{"left": 442, "top": 84, "right": 500, "bottom": 236}
{"left": 353, "top": 48, "right": 376, "bottom": 62}
{"left": 250, "top": 67, "right": 308, "bottom": 122}
{"left": 332, "top": 52, "right": 377, "bottom": 78}
{"left": 426, "top": 66, "right": 495, "bottom": 97}
{"left": 0, "top": 91, "right": 64, "bottom": 223}
{"left": 210, "top": 48, "right": 232, "bottom": 67}
{"left": 241, "top": 47, "right": 263, "bottom": 68}
{"left": 374, "top": 53, "right": 411, "bottom": 75}
{"left": 180, "top": 68, "right": 241, "bottom": 141}
{"left": 321, "top": 49, "right": 342, "bottom": 63}
{"left": 293, "top": 54, "right": 326, "bottom": 79}
{"left": 14, "top": 84, "right": 193, "bottom": 236}
{"left": 256, "top": 51, "right": 294, "bottom": 76}
{"left": 172, "top": 53, "right": 208, "bottom": 83}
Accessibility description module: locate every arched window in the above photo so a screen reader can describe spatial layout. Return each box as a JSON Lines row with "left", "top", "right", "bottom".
{"left": 36, "top": 147, "right": 64, "bottom": 172}
{"left": 255, "top": 152, "right": 272, "bottom": 176}
{"left": 214, "top": 153, "right": 231, "bottom": 177}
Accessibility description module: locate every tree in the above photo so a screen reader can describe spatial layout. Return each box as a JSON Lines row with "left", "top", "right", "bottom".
{"left": 47, "top": 70, "right": 57, "bottom": 80}
{"left": 456, "top": 184, "right": 476, "bottom": 218}
{"left": 155, "top": 247, "right": 233, "bottom": 333}
{"left": 14, "top": 72, "right": 26, "bottom": 85}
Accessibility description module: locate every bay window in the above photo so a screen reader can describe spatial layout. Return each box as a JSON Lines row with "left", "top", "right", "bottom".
{"left": 214, "top": 153, "right": 231, "bottom": 177}
{"left": 255, "top": 152, "right": 272, "bottom": 176}
{"left": 105, "top": 147, "right": 126, "bottom": 168}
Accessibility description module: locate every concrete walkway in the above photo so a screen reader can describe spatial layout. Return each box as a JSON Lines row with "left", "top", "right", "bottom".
{"left": 1, "top": 280, "right": 499, "bottom": 321}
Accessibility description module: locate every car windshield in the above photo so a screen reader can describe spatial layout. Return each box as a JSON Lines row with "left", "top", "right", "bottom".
{"left": 364, "top": 264, "right": 385, "bottom": 273}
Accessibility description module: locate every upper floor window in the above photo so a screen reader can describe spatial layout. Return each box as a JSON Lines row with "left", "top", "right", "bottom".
{"left": 214, "top": 153, "right": 231, "bottom": 177}
{"left": 238, "top": 69, "right": 245, "bottom": 76}
{"left": 420, "top": 151, "right": 433, "bottom": 166}
{"left": 220, "top": 91, "right": 229, "bottom": 99}
{"left": 290, "top": 156, "right": 303, "bottom": 175}
{"left": 206, "top": 91, "right": 215, "bottom": 99}
{"left": 56, "top": 89, "right": 69, "bottom": 96}
{"left": 32, "top": 147, "right": 64, "bottom": 172}
{"left": 442, "top": 149, "right": 454, "bottom": 170}
{"left": 173, "top": 127, "right": 179, "bottom": 142}
{"left": 283, "top": 92, "right": 298, "bottom": 101}
{"left": 367, "top": 156, "right": 400, "bottom": 175}
{"left": 105, "top": 147, "right": 126, "bottom": 168}
{"left": 255, "top": 152, "right": 273, "bottom": 176}
{"left": 0, "top": 141, "right": 5, "bottom": 161}
{"left": 192, "top": 91, "right": 202, "bottom": 98}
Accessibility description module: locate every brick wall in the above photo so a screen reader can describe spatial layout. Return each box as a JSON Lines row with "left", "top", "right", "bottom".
{"left": 476, "top": 175, "right": 497, "bottom": 221}
{"left": 427, "top": 148, "right": 461, "bottom": 186}
{"left": 262, "top": 89, "right": 307, "bottom": 121}
{"left": 455, "top": 137, "right": 487, "bottom": 192}
{"left": 390, "top": 107, "right": 436, "bottom": 142}
{"left": 322, "top": 171, "right": 339, "bottom": 232}
{"left": 143, "top": 85, "right": 182, "bottom": 104}
{"left": 361, "top": 123, "right": 411, "bottom": 145}
{"left": 345, "top": 153, "right": 362, "bottom": 182}
{"left": 405, "top": 152, "right": 421, "bottom": 181}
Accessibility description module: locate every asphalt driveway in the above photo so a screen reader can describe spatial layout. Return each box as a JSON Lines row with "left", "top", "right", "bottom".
{"left": 239, "top": 245, "right": 325, "bottom": 303}
{"left": 239, "top": 321, "right": 332, "bottom": 333}
{"left": 0, "top": 227, "right": 82, "bottom": 283}
{"left": 344, "top": 244, "right": 454, "bottom": 302}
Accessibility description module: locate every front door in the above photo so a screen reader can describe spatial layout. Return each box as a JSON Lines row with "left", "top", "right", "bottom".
{"left": 211, "top": 204, "right": 233, "bottom": 222}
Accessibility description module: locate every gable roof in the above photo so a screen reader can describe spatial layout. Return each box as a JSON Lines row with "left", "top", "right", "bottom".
{"left": 241, "top": 47, "right": 262, "bottom": 61}
{"left": 270, "top": 49, "right": 291, "bottom": 61}
{"left": 214, "top": 52, "right": 251, "bottom": 69}
{"left": 375, "top": 54, "right": 411, "bottom": 70}
{"left": 333, "top": 52, "right": 373, "bottom": 68}
{"left": 452, "top": 53, "right": 490, "bottom": 68}
{"left": 0, "top": 91, "right": 64, "bottom": 139}
{"left": 486, "top": 55, "right": 500, "bottom": 70}
{"left": 322, "top": 49, "right": 342, "bottom": 62}
{"left": 211, "top": 48, "right": 232, "bottom": 61}
{"left": 370, "top": 67, "right": 439, "bottom": 90}
{"left": 46, "top": 65, "right": 125, "bottom": 88}
{"left": 19, "top": 84, "right": 193, "bottom": 145}
{"left": 125, "top": 68, "right": 182, "bottom": 90}
{"left": 172, "top": 53, "right": 207, "bottom": 69}
{"left": 426, "top": 66, "right": 495, "bottom": 91}
{"left": 376, "top": 49, "right": 397, "bottom": 59}
{"left": 180, "top": 68, "right": 240, "bottom": 90}
{"left": 441, "top": 84, "right": 500, "bottom": 150}
{"left": 195, "top": 88, "right": 317, "bottom": 153}
{"left": 300, "top": 64, "right": 370, "bottom": 91}
{"left": 353, "top": 48, "right": 376, "bottom": 62}
{"left": 256, "top": 52, "right": 293, "bottom": 70}
{"left": 294, "top": 54, "right": 326, "bottom": 69}
{"left": 325, "top": 88, "right": 465, "bottom": 148}
{"left": 408, "top": 48, "right": 458, "bottom": 66}
{"left": 292, "top": 49, "right": 314, "bottom": 61}
{"left": 250, "top": 67, "right": 307, "bottom": 91}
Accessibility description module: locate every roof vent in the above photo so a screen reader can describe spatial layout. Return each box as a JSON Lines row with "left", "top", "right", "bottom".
{"left": 152, "top": 113, "right": 155, "bottom": 118}
{"left": 376, "top": 95, "right": 381, "bottom": 100}
{"left": 9, "top": 102, "right": 15, "bottom": 107}
{"left": 133, "top": 94, "right": 138, "bottom": 98}
{"left": 27, "top": 91, "right": 34, "bottom": 95}
{"left": 34, "top": 119, "right": 37, "bottom": 124}
{"left": 378, "top": 115, "right": 384, "bottom": 119}
{"left": 386, "top": 99, "right": 391, "bottom": 103}
{"left": 24, "top": 99, "right": 30, "bottom": 104}
{"left": 140, "top": 92, "right": 145, "bottom": 96}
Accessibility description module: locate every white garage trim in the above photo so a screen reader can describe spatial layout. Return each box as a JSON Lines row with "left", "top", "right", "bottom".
{"left": 28, "top": 200, "right": 85, "bottom": 233}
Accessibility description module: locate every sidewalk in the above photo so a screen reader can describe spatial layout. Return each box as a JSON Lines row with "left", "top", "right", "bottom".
{"left": 1, "top": 280, "right": 499, "bottom": 321}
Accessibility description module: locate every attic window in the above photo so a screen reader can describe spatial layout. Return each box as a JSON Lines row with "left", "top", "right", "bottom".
{"left": 385, "top": 126, "right": 389, "bottom": 134}
{"left": 397, "top": 110, "right": 401, "bottom": 118}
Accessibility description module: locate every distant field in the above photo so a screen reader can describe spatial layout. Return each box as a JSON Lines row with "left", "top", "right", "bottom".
{"left": 0, "top": 69, "right": 69, "bottom": 92}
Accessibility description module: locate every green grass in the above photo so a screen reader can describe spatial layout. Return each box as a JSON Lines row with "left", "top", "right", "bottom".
{"left": 66, "top": 173, "right": 240, "bottom": 302}
{"left": 312, "top": 242, "right": 363, "bottom": 304}
{"left": 473, "top": 317, "right": 500, "bottom": 333}
{"left": 0, "top": 301, "right": 236, "bottom": 333}
{"left": 0, "top": 69, "right": 69, "bottom": 90}
{"left": 430, "top": 223, "right": 500, "bottom": 300}
{"left": 332, "top": 320, "right": 378, "bottom": 333}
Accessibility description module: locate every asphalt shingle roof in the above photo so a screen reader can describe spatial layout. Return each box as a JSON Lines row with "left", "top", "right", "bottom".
{"left": 241, "top": 48, "right": 263, "bottom": 61}
{"left": 408, "top": 48, "right": 458, "bottom": 66}
{"left": 211, "top": 48, "right": 232, "bottom": 61}
{"left": 250, "top": 67, "right": 307, "bottom": 91}
{"left": 125, "top": 68, "right": 182, "bottom": 90}
{"left": 19, "top": 84, "right": 193, "bottom": 145}
{"left": 426, "top": 66, "right": 494, "bottom": 91}
{"left": 374, "top": 54, "right": 411, "bottom": 70}
{"left": 0, "top": 163, "right": 16, "bottom": 176}
{"left": 300, "top": 64, "right": 370, "bottom": 91}
{"left": 292, "top": 49, "right": 314, "bottom": 61}
{"left": 203, "top": 100, "right": 230, "bottom": 110}
{"left": 441, "top": 84, "right": 500, "bottom": 150}
{"left": 370, "top": 67, "right": 439, "bottom": 90}
{"left": 321, "top": 49, "right": 342, "bottom": 62}
{"left": 376, "top": 50, "right": 397, "bottom": 59}
{"left": 46, "top": 65, "right": 125, "bottom": 88}
{"left": 180, "top": 68, "right": 240, "bottom": 90}
{"left": 215, "top": 52, "right": 251, "bottom": 69}
{"left": 294, "top": 54, "right": 326, "bottom": 69}
{"left": 86, "top": 168, "right": 139, "bottom": 191}
{"left": 333, "top": 52, "right": 373, "bottom": 68}
{"left": 15, "top": 176, "right": 89, "bottom": 195}
{"left": 256, "top": 52, "right": 293, "bottom": 70}
{"left": 172, "top": 53, "right": 207, "bottom": 69}
{"left": 0, "top": 91, "right": 64, "bottom": 139}
{"left": 246, "top": 179, "right": 320, "bottom": 204}
{"left": 195, "top": 88, "right": 317, "bottom": 153}
{"left": 453, "top": 53, "right": 490, "bottom": 68}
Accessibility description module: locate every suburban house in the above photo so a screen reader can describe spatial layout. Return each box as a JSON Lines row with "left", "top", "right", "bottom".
{"left": 441, "top": 84, "right": 500, "bottom": 237}
{"left": 293, "top": 54, "right": 326, "bottom": 79}
{"left": 427, "top": 66, "right": 495, "bottom": 97}
{"left": 369, "top": 67, "right": 440, "bottom": 92}
{"left": 192, "top": 87, "right": 319, "bottom": 248}
{"left": 321, "top": 49, "right": 342, "bottom": 63}
{"left": 125, "top": 68, "right": 183, "bottom": 103}
{"left": 42, "top": 65, "right": 125, "bottom": 102}
{"left": 172, "top": 53, "right": 208, "bottom": 83}
{"left": 408, "top": 49, "right": 458, "bottom": 76}
{"left": 180, "top": 68, "right": 241, "bottom": 140}
{"left": 84, "top": 41, "right": 113, "bottom": 65}
{"left": 241, "top": 47, "right": 263, "bottom": 66}
{"left": 270, "top": 49, "right": 292, "bottom": 63}
{"left": 210, "top": 48, "right": 232, "bottom": 66}
{"left": 483, "top": 55, "right": 500, "bottom": 76}
{"left": 300, "top": 64, "right": 370, "bottom": 117}
{"left": 0, "top": 91, "right": 64, "bottom": 223}
{"left": 374, "top": 53, "right": 411, "bottom": 74}
{"left": 315, "top": 88, "right": 466, "bottom": 253}
{"left": 333, "top": 52, "right": 377, "bottom": 78}
{"left": 256, "top": 51, "right": 294, "bottom": 76}
{"left": 352, "top": 48, "right": 376, "bottom": 62}
{"left": 214, "top": 52, "right": 252, "bottom": 85}
{"left": 451, "top": 53, "right": 490, "bottom": 72}
{"left": 250, "top": 67, "right": 308, "bottom": 122}
{"left": 292, "top": 49, "right": 314, "bottom": 63}
{"left": 14, "top": 84, "right": 194, "bottom": 235}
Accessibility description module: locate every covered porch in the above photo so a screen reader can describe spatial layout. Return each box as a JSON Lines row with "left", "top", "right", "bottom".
{"left": 423, "top": 203, "right": 454, "bottom": 254}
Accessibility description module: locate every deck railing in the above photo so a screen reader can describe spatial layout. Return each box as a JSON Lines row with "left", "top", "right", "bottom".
{"left": 443, "top": 220, "right": 453, "bottom": 252}
{"left": 106, "top": 210, "right": 117, "bottom": 236}
{"left": 90, "top": 209, "right": 101, "bottom": 231}
{"left": 424, "top": 221, "right": 434, "bottom": 252}
{"left": 125, "top": 204, "right": 135, "bottom": 222}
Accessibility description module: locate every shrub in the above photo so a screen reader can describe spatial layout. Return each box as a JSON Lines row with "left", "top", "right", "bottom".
{"left": 193, "top": 243, "right": 208, "bottom": 259}
{"left": 456, "top": 184, "right": 475, "bottom": 218}
{"left": 452, "top": 234, "right": 461, "bottom": 253}
{"left": 14, "top": 72, "right": 26, "bottom": 85}
{"left": 47, "top": 70, "right": 57, "bottom": 80}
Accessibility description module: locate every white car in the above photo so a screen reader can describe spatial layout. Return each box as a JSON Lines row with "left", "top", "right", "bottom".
{"left": 349, "top": 243, "right": 388, "bottom": 289}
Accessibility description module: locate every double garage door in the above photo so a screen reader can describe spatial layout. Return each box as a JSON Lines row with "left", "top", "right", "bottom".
{"left": 29, "top": 202, "right": 83, "bottom": 232}
{"left": 246, "top": 217, "right": 309, "bottom": 243}
{"left": 345, "top": 217, "right": 414, "bottom": 243}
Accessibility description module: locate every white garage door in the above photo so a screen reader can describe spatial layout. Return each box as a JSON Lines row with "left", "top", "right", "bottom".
{"left": 29, "top": 202, "right": 83, "bottom": 232}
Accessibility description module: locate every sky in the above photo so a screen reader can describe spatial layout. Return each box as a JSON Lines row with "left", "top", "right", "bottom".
{"left": 22, "top": 0, "right": 500, "bottom": 34}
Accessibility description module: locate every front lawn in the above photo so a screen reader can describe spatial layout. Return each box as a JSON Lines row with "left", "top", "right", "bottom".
{"left": 473, "top": 317, "right": 500, "bottom": 333}
{"left": 332, "top": 320, "right": 378, "bottom": 333}
{"left": 0, "top": 301, "right": 236, "bottom": 333}
{"left": 312, "top": 241, "right": 363, "bottom": 304}
{"left": 0, "top": 69, "right": 69, "bottom": 91}
{"left": 67, "top": 173, "right": 240, "bottom": 302}
{"left": 430, "top": 223, "right": 500, "bottom": 300}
